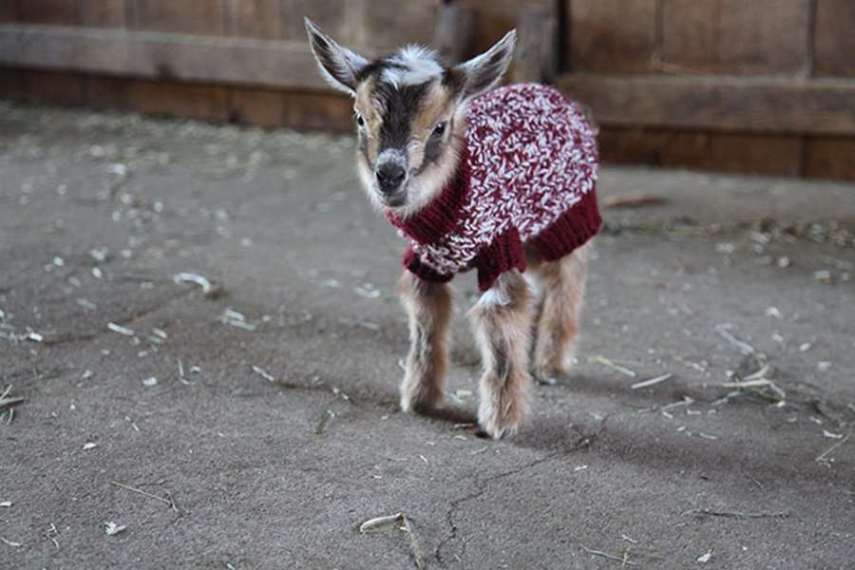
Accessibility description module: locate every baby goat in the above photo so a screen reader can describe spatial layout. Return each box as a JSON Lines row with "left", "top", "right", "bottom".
{"left": 306, "top": 19, "right": 601, "bottom": 439}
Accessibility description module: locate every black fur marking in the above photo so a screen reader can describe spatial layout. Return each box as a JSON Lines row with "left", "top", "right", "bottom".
{"left": 374, "top": 81, "right": 431, "bottom": 152}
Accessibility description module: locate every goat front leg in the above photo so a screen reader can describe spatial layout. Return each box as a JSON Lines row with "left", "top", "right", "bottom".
{"left": 399, "top": 271, "right": 452, "bottom": 414}
{"left": 469, "top": 271, "right": 533, "bottom": 439}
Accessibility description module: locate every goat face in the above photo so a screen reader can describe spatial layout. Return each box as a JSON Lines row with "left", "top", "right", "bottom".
{"left": 305, "top": 18, "right": 515, "bottom": 215}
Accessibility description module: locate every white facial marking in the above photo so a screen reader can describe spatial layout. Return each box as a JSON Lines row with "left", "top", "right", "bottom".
{"left": 377, "top": 149, "right": 407, "bottom": 168}
{"left": 382, "top": 45, "right": 443, "bottom": 88}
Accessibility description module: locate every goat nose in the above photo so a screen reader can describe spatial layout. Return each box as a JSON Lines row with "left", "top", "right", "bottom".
{"left": 375, "top": 163, "right": 406, "bottom": 193}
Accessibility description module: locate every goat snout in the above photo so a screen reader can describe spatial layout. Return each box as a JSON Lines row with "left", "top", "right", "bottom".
{"left": 375, "top": 163, "right": 406, "bottom": 195}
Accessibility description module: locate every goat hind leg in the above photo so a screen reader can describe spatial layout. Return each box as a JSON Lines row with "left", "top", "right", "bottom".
{"left": 470, "top": 271, "right": 533, "bottom": 439}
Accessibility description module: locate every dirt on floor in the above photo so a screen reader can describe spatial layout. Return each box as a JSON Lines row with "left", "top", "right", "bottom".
{"left": 1, "top": 102, "right": 854, "bottom": 569}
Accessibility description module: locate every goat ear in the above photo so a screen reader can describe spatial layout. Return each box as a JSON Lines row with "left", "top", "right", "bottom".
{"left": 454, "top": 30, "right": 516, "bottom": 100}
{"left": 304, "top": 18, "right": 368, "bottom": 96}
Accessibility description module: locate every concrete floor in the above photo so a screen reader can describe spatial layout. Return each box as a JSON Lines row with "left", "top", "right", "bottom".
{"left": 1, "top": 102, "right": 854, "bottom": 569}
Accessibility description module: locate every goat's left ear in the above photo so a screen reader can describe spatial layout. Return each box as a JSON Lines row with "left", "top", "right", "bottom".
{"left": 305, "top": 17, "right": 368, "bottom": 96}
{"left": 453, "top": 30, "right": 516, "bottom": 100}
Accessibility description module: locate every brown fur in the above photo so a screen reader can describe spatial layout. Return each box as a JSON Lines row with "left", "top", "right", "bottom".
{"left": 398, "top": 271, "right": 453, "bottom": 413}
{"left": 528, "top": 245, "right": 589, "bottom": 382}
{"left": 468, "top": 271, "right": 533, "bottom": 439}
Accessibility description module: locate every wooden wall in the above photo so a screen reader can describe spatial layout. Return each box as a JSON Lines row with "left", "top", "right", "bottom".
{"left": 0, "top": 0, "right": 853, "bottom": 181}
{"left": 561, "top": 0, "right": 855, "bottom": 180}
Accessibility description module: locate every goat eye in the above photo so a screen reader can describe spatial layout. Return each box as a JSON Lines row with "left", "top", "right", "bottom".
{"left": 433, "top": 121, "right": 447, "bottom": 137}
{"left": 355, "top": 114, "right": 365, "bottom": 127}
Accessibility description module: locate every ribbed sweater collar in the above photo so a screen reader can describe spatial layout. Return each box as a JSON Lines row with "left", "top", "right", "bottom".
{"left": 385, "top": 145, "right": 470, "bottom": 245}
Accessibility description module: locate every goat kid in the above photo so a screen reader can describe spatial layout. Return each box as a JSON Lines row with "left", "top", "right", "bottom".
{"left": 306, "top": 19, "right": 601, "bottom": 438}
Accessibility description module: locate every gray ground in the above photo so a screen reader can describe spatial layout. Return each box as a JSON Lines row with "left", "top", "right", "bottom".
{"left": 1, "top": 102, "right": 854, "bottom": 570}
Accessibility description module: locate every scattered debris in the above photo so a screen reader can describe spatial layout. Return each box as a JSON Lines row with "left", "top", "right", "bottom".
{"left": 354, "top": 283, "right": 381, "bottom": 299}
{"left": 683, "top": 508, "right": 789, "bottom": 519}
{"left": 219, "top": 308, "right": 257, "bottom": 331}
{"left": 603, "top": 193, "right": 667, "bottom": 209}
{"left": 814, "top": 270, "right": 833, "bottom": 284}
{"left": 591, "top": 355, "right": 637, "bottom": 378}
{"left": 315, "top": 409, "right": 336, "bottom": 435}
{"left": 103, "top": 522, "right": 127, "bottom": 536}
{"left": 714, "top": 324, "right": 755, "bottom": 355}
{"left": 111, "top": 481, "right": 179, "bottom": 512}
{"left": 580, "top": 545, "right": 636, "bottom": 566}
{"left": 631, "top": 373, "right": 672, "bottom": 390}
{"left": 251, "top": 365, "right": 275, "bottom": 383}
{"left": 173, "top": 272, "right": 221, "bottom": 298}
{"left": 77, "top": 298, "right": 98, "bottom": 311}
{"left": 358, "top": 513, "right": 423, "bottom": 569}
{"left": 816, "top": 433, "right": 851, "bottom": 465}
{"left": 107, "top": 322, "right": 135, "bottom": 337}
{"left": 0, "top": 386, "right": 24, "bottom": 410}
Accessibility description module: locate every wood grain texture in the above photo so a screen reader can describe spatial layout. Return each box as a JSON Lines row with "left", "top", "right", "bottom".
{"left": 814, "top": 0, "right": 855, "bottom": 77}
{"left": 226, "top": 0, "right": 280, "bottom": 39}
{"left": 129, "top": 80, "right": 229, "bottom": 121}
{"left": 0, "top": 24, "right": 328, "bottom": 90}
{"left": 282, "top": 90, "right": 352, "bottom": 132}
{"left": 15, "top": 0, "right": 79, "bottom": 25}
{"left": 566, "top": 0, "right": 657, "bottom": 73}
{"left": 805, "top": 137, "right": 855, "bottom": 180}
{"left": 660, "top": 0, "right": 810, "bottom": 75}
{"left": 133, "top": 0, "right": 224, "bottom": 36}
{"left": 228, "top": 87, "right": 284, "bottom": 127}
{"left": 559, "top": 73, "right": 855, "bottom": 136}
{"left": 22, "top": 69, "right": 85, "bottom": 106}
{"left": 81, "top": 0, "right": 126, "bottom": 28}
{"left": 599, "top": 127, "right": 804, "bottom": 177}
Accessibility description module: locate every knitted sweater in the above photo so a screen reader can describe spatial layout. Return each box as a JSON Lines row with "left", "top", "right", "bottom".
{"left": 386, "top": 83, "right": 601, "bottom": 292}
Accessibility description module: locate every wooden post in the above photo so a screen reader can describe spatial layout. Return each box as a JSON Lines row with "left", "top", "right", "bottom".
{"left": 513, "top": 3, "right": 559, "bottom": 84}
{"left": 432, "top": 1, "right": 475, "bottom": 65}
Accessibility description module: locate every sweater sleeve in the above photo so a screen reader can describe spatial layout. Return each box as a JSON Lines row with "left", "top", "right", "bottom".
{"left": 474, "top": 226, "right": 527, "bottom": 292}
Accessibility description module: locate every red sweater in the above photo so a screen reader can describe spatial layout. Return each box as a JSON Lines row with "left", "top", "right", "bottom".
{"left": 386, "top": 83, "right": 601, "bottom": 292}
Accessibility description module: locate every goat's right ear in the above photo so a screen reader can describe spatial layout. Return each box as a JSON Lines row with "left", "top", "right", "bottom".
{"left": 304, "top": 18, "right": 368, "bottom": 96}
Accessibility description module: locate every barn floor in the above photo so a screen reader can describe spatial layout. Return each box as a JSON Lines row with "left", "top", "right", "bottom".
{"left": 1, "top": 102, "right": 854, "bottom": 570}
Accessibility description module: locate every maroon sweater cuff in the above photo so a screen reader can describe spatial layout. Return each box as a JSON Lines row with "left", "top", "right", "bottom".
{"left": 475, "top": 227, "right": 526, "bottom": 292}
{"left": 402, "top": 247, "right": 454, "bottom": 283}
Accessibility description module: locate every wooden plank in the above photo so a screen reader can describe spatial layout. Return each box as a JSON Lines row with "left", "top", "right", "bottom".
{"left": 513, "top": 3, "right": 558, "bottom": 83}
{"left": 281, "top": 0, "right": 352, "bottom": 43}
{"left": 660, "top": 0, "right": 810, "bottom": 75}
{"left": 282, "top": 90, "right": 352, "bottom": 132}
{"left": 129, "top": 80, "right": 230, "bottom": 121}
{"left": 566, "top": 0, "right": 657, "bottom": 73}
{"left": 805, "top": 137, "right": 855, "bottom": 181}
{"left": 599, "top": 127, "right": 803, "bottom": 177}
{"left": 0, "top": 1, "right": 17, "bottom": 22}
{"left": 15, "top": 0, "right": 79, "bottom": 25}
{"left": 360, "top": 0, "right": 437, "bottom": 51}
{"left": 433, "top": 2, "right": 475, "bottom": 65}
{"left": 228, "top": 87, "right": 284, "bottom": 127}
{"left": 814, "top": 0, "right": 855, "bottom": 78}
{"left": 81, "top": 0, "right": 127, "bottom": 28}
{"left": 21, "top": 69, "right": 85, "bottom": 106}
{"left": 225, "top": 0, "right": 281, "bottom": 39}
{"left": 133, "top": 1, "right": 224, "bottom": 36}
{"left": 0, "top": 24, "right": 329, "bottom": 90}
{"left": 559, "top": 73, "right": 855, "bottom": 136}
